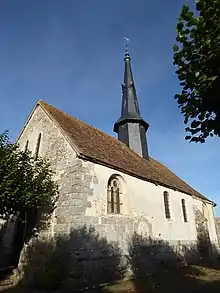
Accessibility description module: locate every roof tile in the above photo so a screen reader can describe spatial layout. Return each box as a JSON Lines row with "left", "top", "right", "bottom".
{"left": 39, "top": 100, "right": 213, "bottom": 204}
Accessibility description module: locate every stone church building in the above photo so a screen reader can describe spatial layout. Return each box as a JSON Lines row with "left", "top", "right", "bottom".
{"left": 6, "top": 50, "right": 218, "bottom": 277}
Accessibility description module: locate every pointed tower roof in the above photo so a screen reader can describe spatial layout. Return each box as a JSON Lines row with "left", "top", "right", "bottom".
{"left": 113, "top": 49, "right": 149, "bottom": 132}
{"left": 113, "top": 45, "right": 150, "bottom": 159}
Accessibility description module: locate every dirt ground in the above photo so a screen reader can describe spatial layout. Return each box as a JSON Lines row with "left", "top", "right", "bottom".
{"left": 1, "top": 265, "right": 220, "bottom": 293}
{"left": 103, "top": 265, "right": 220, "bottom": 293}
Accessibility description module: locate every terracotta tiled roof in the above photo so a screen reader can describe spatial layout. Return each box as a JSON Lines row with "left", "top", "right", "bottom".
{"left": 39, "top": 100, "right": 214, "bottom": 204}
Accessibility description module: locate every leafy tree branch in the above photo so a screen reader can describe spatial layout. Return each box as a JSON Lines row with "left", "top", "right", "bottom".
{"left": 0, "top": 131, "right": 58, "bottom": 226}
{"left": 173, "top": 0, "right": 220, "bottom": 142}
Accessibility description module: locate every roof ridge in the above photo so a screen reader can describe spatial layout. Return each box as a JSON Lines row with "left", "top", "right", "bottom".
{"left": 37, "top": 100, "right": 214, "bottom": 205}
{"left": 39, "top": 100, "right": 149, "bottom": 160}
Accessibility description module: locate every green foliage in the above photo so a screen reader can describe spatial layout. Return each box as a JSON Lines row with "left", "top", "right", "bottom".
{"left": 0, "top": 131, "right": 58, "bottom": 221}
{"left": 173, "top": 0, "right": 220, "bottom": 142}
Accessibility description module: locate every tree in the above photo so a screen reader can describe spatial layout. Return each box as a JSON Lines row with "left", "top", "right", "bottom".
{"left": 173, "top": 0, "right": 220, "bottom": 143}
{"left": 0, "top": 131, "right": 58, "bottom": 224}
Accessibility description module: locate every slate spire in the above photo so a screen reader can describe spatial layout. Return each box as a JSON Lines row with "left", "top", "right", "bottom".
{"left": 113, "top": 46, "right": 149, "bottom": 159}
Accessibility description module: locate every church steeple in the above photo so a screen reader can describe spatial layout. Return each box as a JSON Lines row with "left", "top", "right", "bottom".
{"left": 113, "top": 45, "right": 149, "bottom": 159}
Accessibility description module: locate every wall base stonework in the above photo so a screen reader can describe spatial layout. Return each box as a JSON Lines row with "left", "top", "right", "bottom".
{"left": 13, "top": 228, "right": 220, "bottom": 291}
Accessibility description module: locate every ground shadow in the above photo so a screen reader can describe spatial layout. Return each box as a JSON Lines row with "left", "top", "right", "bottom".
{"left": 0, "top": 225, "right": 125, "bottom": 292}
{"left": 128, "top": 232, "right": 220, "bottom": 293}
{"left": 1, "top": 228, "right": 220, "bottom": 293}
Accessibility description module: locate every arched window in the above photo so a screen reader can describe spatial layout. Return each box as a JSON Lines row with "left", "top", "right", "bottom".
{"left": 107, "top": 177, "right": 121, "bottom": 214}
{"left": 163, "top": 191, "right": 171, "bottom": 219}
{"left": 34, "top": 133, "right": 42, "bottom": 160}
{"left": 181, "top": 199, "right": 188, "bottom": 222}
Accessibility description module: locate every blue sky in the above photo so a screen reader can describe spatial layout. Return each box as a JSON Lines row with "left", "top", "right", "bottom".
{"left": 0, "top": 0, "right": 219, "bottom": 214}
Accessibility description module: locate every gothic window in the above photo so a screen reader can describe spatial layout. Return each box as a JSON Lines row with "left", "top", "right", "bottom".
{"left": 181, "top": 199, "right": 188, "bottom": 222}
{"left": 107, "top": 177, "right": 121, "bottom": 214}
{"left": 163, "top": 191, "right": 171, "bottom": 219}
{"left": 24, "top": 140, "right": 29, "bottom": 152}
{"left": 34, "top": 133, "right": 42, "bottom": 160}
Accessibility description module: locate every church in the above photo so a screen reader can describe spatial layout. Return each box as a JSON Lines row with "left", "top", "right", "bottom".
{"left": 16, "top": 49, "right": 218, "bottom": 256}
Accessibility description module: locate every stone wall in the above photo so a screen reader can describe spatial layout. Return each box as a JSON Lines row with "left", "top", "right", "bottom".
{"left": 18, "top": 226, "right": 126, "bottom": 290}
{"left": 16, "top": 230, "right": 219, "bottom": 291}
{"left": 215, "top": 217, "right": 220, "bottom": 244}
{"left": 54, "top": 158, "right": 153, "bottom": 253}
{"left": 17, "top": 104, "right": 78, "bottom": 239}
{"left": 54, "top": 159, "right": 94, "bottom": 234}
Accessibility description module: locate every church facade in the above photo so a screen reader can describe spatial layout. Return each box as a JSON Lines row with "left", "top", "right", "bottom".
{"left": 16, "top": 50, "right": 218, "bottom": 254}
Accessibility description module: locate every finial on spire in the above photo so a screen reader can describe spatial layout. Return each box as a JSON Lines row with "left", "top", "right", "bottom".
{"left": 124, "top": 37, "right": 130, "bottom": 59}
